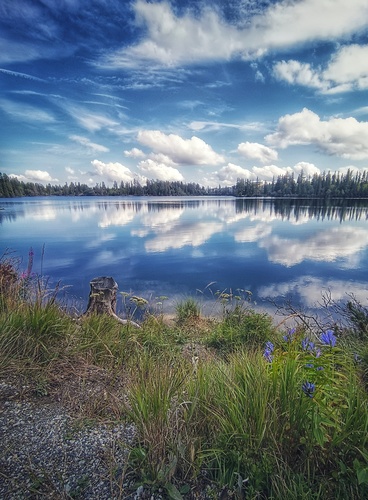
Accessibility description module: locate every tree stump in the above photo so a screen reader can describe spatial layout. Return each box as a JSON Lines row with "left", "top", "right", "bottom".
{"left": 85, "top": 276, "right": 118, "bottom": 316}
{"left": 84, "top": 276, "right": 140, "bottom": 327}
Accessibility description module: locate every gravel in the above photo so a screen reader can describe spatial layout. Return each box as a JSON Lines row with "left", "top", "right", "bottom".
{"left": 0, "top": 381, "right": 136, "bottom": 499}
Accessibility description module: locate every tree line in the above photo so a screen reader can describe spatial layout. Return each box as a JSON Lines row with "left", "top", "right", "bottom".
{"left": 1, "top": 169, "right": 368, "bottom": 198}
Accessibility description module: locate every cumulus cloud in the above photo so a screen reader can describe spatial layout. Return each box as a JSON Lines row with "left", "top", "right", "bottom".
{"left": 70, "top": 135, "right": 109, "bottom": 153}
{"left": 138, "top": 158, "right": 184, "bottom": 182}
{"left": 266, "top": 108, "right": 368, "bottom": 160}
{"left": 252, "top": 164, "right": 293, "bottom": 180}
{"left": 323, "top": 44, "right": 368, "bottom": 90}
{"left": 292, "top": 161, "right": 321, "bottom": 177}
{"left": 10, "top": 170, "right": 58, "bottom": 183}
{"left": 238, "top": 141, "right": 278, "bottom": 163}
{"left": 273, "top": 45, "right": 368, "bottom": 94}
{"left": 273, "top": 60, "right": 325, "bottom": 89}
{"left": 137, "top": 130, "right": 224, "bottom": 165}
{"left": 102, "top": 0, "right": 368, "bottom": 68}
{"left": 207, "top": 161, "right": 321, "bottom": 187}
{"left": 215, "top": 163, "right": 256, "bottom": 185}
{"left": 91, "top": 159, "right": 136, "bottom": 183}
{"left": 124, "top": 147, "right": 145, "bottom": 158}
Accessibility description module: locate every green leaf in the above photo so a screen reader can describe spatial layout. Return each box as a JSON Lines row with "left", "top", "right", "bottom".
{"left": 357, "top": 468, "right": 368, "bottom": 485}
{"left": 166, "top": 482, "right": 183, "bottom": 500}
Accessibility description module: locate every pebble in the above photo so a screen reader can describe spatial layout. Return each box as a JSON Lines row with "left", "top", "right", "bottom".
{"left": 0, "top": 382, "right": 136, "bottom": 499}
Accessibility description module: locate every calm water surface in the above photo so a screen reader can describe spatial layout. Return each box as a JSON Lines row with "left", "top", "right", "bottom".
{"left": 1, "top": 196, "right": 368, "bottom": 316}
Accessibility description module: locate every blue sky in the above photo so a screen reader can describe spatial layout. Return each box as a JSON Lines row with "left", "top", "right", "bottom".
{"left": 1, "top": 0, "right": 368, "bottom": 188}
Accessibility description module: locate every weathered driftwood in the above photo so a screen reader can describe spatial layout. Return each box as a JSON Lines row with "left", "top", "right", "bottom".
{"left": 84, "top": 276, "right": 140, "bottom": 328}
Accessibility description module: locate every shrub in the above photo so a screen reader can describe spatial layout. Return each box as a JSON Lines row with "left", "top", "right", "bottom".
{"left": 205, "top": 306, "right": 275, "bottom": 353}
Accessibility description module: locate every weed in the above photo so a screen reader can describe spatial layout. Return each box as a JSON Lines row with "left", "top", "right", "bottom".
{"left": 175, "top": 297, "right": 201, "bottom": 325}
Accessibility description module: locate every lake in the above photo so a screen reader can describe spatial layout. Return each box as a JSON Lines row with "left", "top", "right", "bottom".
{"left": 1, "top": 196, "right": 368, "bottom": 318}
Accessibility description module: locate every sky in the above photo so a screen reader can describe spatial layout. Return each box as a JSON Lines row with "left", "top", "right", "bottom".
{"left": 1, "top": 0, "right": 368, "bottom": 188}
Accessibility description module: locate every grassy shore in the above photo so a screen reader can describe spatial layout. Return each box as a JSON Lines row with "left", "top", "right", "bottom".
{"left": 1, "top": 255, "right": 368, "bottom": 499}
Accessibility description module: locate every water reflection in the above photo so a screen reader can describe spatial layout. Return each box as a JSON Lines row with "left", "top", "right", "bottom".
{"left": 1, "top": 197, "right": 368, "bottom": 312}
{"left": 236, "top": 198, "right": 368, "bottom": 222}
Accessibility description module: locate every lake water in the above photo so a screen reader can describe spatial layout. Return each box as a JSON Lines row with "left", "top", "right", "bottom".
{"left": 1, "top": 196, "right": 368, "bottom": 318}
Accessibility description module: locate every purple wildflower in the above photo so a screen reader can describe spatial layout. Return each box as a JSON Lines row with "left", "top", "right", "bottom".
{"left": 283, "top": 328, "right": 296, "bottom": 342}
{"left": 302, "top": 381, "right": 316, "bottom": 398}
{"left": 320, "top": 330, "right": 337, "bottom": 348}
{"left": 263, "top": 341, "right": 274, "bottom": 363}
{"left": 301, "top": 338, "right": 315, "bottom": 352}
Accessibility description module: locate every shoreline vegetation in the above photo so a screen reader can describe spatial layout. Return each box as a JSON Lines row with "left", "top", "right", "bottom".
{"left": 2, "top": 169, "right": 368, "bottom": 198}
{"left": 1, "top": 253, "right": 368, "bottom": 498}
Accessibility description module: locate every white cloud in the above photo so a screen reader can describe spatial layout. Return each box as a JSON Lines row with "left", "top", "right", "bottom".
{"left": 148, "top": 153, "right": 178, "bottom": 166}
{"left": 104, "top": 1, "right": 245, "bottom": 67}
{"left": 273, "top": 60, "right": 325, "bottom": 89}
{"left": 0, "top": 99, "right": 55, "bottom": 123}
{"left": 189, "top": 120, "right": 264, "bottom": 133}
{"left": 102, "top": 0, "right": 368, "bottom": 68}
{"left": 216, "top": 163, "right": 256, "bottom": 185}
{"left": 138, "top": 158, "right": 184, "bottom": 182}
{"left": 266, "top": 108, "right": 368, "bottom": 160}
{"left": 0, "top": 68, "right": 46, "bottom": 82}
{"left": 252, "top": 164, "right": 293, "bottom": 180}
{"left": 124, "top": 147, "right": 146, "bottom": 158}
{"left": 137, "top": 130, "right": 224, "bottom": 165}
{"left": 323, "top": 44, "right": 368, "bottom": 90}
{"left": 238, "top": 141, "right": 278, "bottom": 163}
{"left": 10, "top": 170, "right": 58, "bottom": 183}
{"left": 273, "top": 45, "right": 368, "bottom": 93}
{"left": 69, "top": 135, "right": 109, "bottom": 153}
{"left": 91, "top": 159, "right": 136, "bottom": 183}
{"left": 207, "top": 161, "right": 321, "bottom": 187}
{"left": 293, "top": 161, "right": 321, "bottom": 177}
{"left": 250, "top": 0, "right": 368, "bottom": 52}
{"left": 66, "top": 106, "right": 119, "bottom": 132}
{"left": 337, "top": 165, "right": 366, "bottom": 175}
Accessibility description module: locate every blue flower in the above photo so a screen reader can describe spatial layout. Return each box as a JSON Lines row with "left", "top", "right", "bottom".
{"left": 301, "top": 338, "right": 315, "bottom": 351}
{"left": 320, "top": 330, "right": 337, "bottom": 347}
{"left": 316, "top": 366, "right": 324, "bottom": 371}
{"left": 305, "top": 363, "right": 314, "bottom": 368}
{"left": 302, "top": 381, "right": 316, "bottom": 398}
{"left": 265, "top": 341, "right": 274, "bottom": 352}
{"left": 301, "top": 337, "right": 308, "bottom": 350}
{"left": 283, "top": 328, "right": 296, "bottom": 342}
{"left": 263, "top": 341, "right": 274, "bottom": 363}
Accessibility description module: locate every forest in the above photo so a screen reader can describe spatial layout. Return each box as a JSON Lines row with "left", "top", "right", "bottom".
{"left": 1, "top": 169, "right": 368, "bottom": 198}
